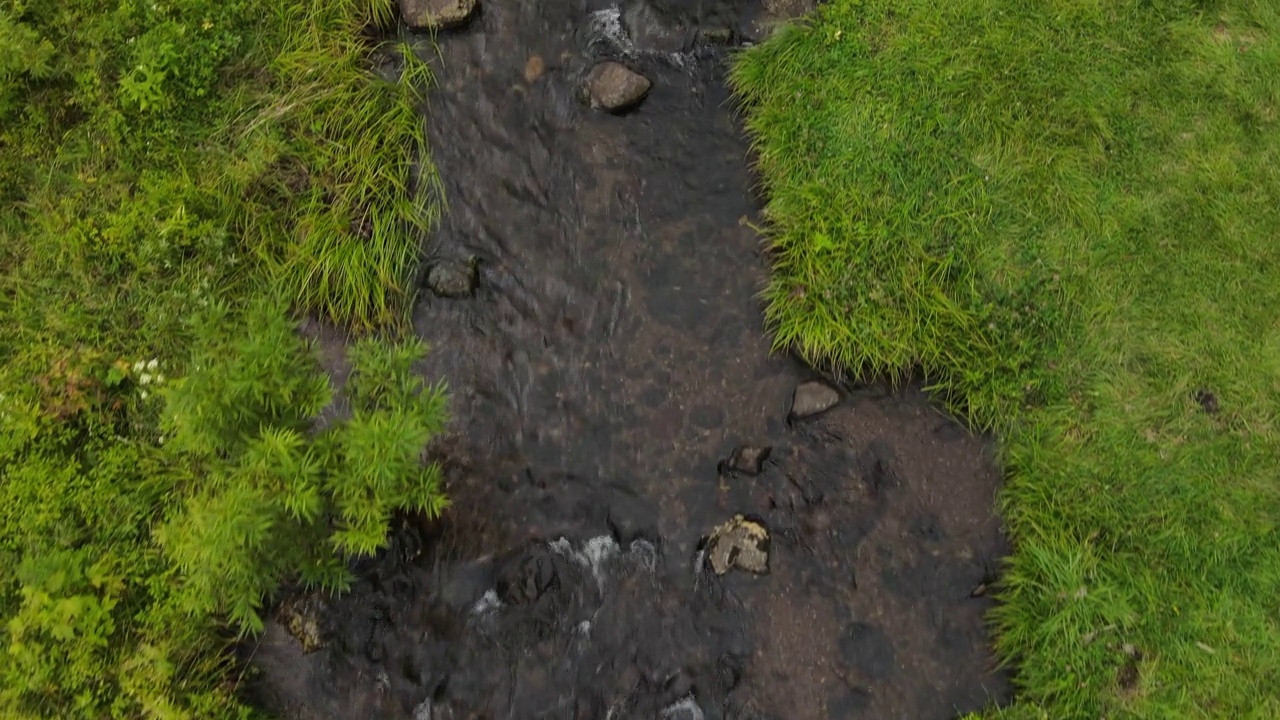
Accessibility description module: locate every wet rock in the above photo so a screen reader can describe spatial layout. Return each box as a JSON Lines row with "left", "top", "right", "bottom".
{"left": 496, "top": 546, "right": 559, "bottom": 605}
{"left": 699, "top": 27, "right": 734, "bottom": 45}
{"left": 523, "top": 55, "right": 545, "bottom": 83}
{"left": 703, "top": 514, "right": 770, "bottom": 575}
{"left": 623, "top": 1, "right": 693, "bottom": 54}
{"left": 661, "top": 668, "right": 695, "bottom": 704}
{"left": 661, "top": 696, "right": 705, "bottom": 720}
{"left": 789, "top": 380, "right": 840, "bottom": 420}
{"left": 741, "top": 0, "right": 816, "bottom": 42}
{"left": 425, "top": 258, "right": 478, "bottom": 298}
{"left": 277, "top": 592, "right": 326, "bottom": 654}
{"left": 586, "top": 62, "right": 652, "bottom": 112}
{"left": 439, "top": 560, "right": 495, "bottom": 611}
{"left": 400, "top": 0, "right": 477, "bottom": 30}
{"left": 719, "top": 445, "right": 772, "bottom": 476}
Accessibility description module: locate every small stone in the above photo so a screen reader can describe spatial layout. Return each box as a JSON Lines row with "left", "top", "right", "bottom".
{"left": 719, "top": 445, "right": 772, "bottom": 476}
{"left": 523, "top": 55, "right": 546, "bottom": 83}
{"left": 277, "top": 593, "right": 326, "bottom": 654}
{"left": 425, "top": 258, "right": 478, "bottom": 298}
{"left": 586, "top": 62, "right": 652, "bottom": 112}
{"left": 704, "top": 514, "right": 770, "bottom": 575}
{"left": 400, "top": 0, "right": 478, "bottom": 30}
{"left": 789, "top": 380, "right": 840, "bottom": 420}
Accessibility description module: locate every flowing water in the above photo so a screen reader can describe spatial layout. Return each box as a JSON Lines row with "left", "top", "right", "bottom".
{"left": 243, "top": 1, "right": 1013, "bottom": 717}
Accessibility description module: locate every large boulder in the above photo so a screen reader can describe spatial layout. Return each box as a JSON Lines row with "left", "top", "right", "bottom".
{"left": 424, "top": 257, "right": 478, "bottom": 298}
{"left": 400, "top": 0, "right": 478, "bottom": 30}
{"left": 789, "top": 380, "right": 840, "bottom": 421}
{"left": 586, "top": 62, "right": 652, "bottom": 112}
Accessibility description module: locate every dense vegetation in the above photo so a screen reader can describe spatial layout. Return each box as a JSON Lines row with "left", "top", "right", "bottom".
{"left": 0, "top": 0, "right": 446, "bottom": 716}
{"left": 733, "top": 0, "right": 1280, "bottom": 716}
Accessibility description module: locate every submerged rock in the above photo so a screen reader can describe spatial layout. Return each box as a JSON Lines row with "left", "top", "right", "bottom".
{"left": 496, "top": 545, "right": 559, "bottom": 605}
{"left": 741, "top": 0, "right": 816, "bottom": 42}
{"left": 704, "top": 514, "right": 770, "bottom": 575}
{"left": 401, "top": 0, "right": 478, "bottom": 30}
{"left": 586, "top": 62, "right": 652, "bottom": 112}
{"left": 661, "top": 696, "right": 706, "bottom": 720}
{"left": 699, "top": 26, "right": 734, "bottom": 45}
{"left": 719, "top": 445, "right": 772, "bottom": 476}
{"left": 790, "top": 380, "right": 840, "bottom": 420}
{"left": 425, "top": 258, "right": 478, "bottom": 298}
{"left": 277, "top": 592, "right": 326, "bottom": 654}
{"left": 523, "top": 54, "right": 546, "bottom": 83}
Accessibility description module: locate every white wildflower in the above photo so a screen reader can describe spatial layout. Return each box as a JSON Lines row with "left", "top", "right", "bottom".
{"left": 147, "top": 358, "right": 159, "bottom": 370}
{"left": 140, "top": 373, "right": 153, "bottom": 385}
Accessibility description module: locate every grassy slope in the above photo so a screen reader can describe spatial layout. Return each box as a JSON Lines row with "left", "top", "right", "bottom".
{"left": 732, "top": 1, "right": 1280, "bottom": 716}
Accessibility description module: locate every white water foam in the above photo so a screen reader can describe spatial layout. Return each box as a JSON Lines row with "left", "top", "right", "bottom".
{"left": 550, "top": 534, "right": 622, "bottom": 591}
{"left": 661, "top": 696, "right": 706, "bottom": 720}
{"left": 471, "top": 588, "right": 502, "bottom": 615}
{"left": 587, "top": 6, "right": 693, "bottom": 69}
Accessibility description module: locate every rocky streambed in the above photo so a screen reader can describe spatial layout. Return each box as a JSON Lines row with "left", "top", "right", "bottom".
{"left": 240, "top": 1, "right": 1013, "bottom": 718}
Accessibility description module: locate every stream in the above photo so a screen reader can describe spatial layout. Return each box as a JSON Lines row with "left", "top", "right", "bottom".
{"left": 241, "top": 1, "right": 1013, "bottom": 718}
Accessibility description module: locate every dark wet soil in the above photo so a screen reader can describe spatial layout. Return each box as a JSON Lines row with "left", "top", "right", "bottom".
{"left": 241, "top": 1, "right": 1012, "bottom": 718}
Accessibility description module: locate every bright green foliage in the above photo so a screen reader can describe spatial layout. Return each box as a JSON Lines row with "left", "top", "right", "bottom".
{"left": 1, "top": 0, "right": 446, "bottom": 716}
{"left": 158, "top": 296, "right": 448, "bottom": 633}
{"left": 0, "top": 364, "right": 246, "bottom": 718}
{"left": 733, "top": 1, "right": 1280, "bottom": 717}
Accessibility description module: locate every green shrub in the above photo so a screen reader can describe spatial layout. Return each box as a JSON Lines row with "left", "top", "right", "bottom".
{"left": 1, "top": 0, "right": 446, "bottom": 714}
{"left": 158, "top": 294, "right": 448, "bottom": 633}
{"left": 0, "top": 363, "right": 240, "bottom": 718}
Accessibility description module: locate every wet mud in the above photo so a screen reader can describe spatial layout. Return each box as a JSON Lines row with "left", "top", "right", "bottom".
{"left": 242, "top": 1, "right": 1013, "bottom": 718}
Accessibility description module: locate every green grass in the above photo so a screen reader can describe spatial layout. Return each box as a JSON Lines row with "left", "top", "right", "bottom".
{"left": 1, "top": 0, "right": 445, "bottom": 716}
{"left": 731, "top": 0, "right": 1280, "bottom": 716}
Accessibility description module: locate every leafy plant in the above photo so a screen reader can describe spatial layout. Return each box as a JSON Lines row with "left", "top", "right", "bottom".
{"left": 158, "top": 294, "right": 448, "bottom": 633}
{"left": 1, "top": 0, "right": 446, "bottom": 714}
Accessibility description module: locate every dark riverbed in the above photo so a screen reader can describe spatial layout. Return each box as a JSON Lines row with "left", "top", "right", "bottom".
{"left": 241, "top": 1, "right": 1013, "bottom": 718}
